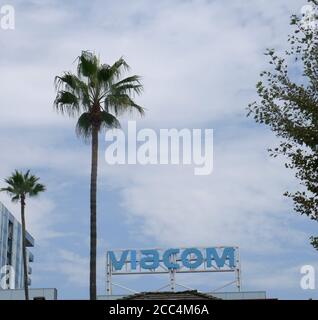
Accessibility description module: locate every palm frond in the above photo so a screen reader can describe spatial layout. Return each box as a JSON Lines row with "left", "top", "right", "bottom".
{"left": 113, "top": 75, "right": 142, "bottom": 87}
{"left": 29, "top": 183, "right": 46, "bottom": 196}
{"left": 97, "top": 64, "right": 111, "bottom": 83}
{"left": 106, "top": 94, "right": 145, "bottom": 117}
{"left": 76, "top": 111, "right": 121, "bottom": 139}
{"left": 54, "top": 91, "right": 80, "bottom": 116}
{"left": 0, "top": 186, "right": 16, "bottom": 195}
{"left": 11, "top": 194, "right": 20, "bottom": 203}
{"left": 113, "top": 83, "right": 143, "bottom": 95}
{"left": 0, "top": 170, "right": 45, "bottom": 201}
{"left": 55, "top": 72, "right": 79, "bottom": 91}
{"left": 108, "top": 57, "right": 130, "bottom": 80}
{"left": 54, "top": 72, "right": 91, "bottom": 111}
{"left": 77, "top": 51, "right": 98, "bottom": 78}
{"left": 76, "top": 112, "right": 94, "bottom": 138}
{"left": 100, "top": 111, "right": 121, "bottom": 129}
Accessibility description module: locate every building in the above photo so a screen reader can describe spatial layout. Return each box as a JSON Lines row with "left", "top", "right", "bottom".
{"left": 98, "top": 291, "right": 267, "bottom": 300}
{"left": 0, "top": 288, "right": 57, "bottom": 300}
{"left": 0, "top": 201, "right": 34, "bottom": 290}
{"left": 119, "top": 290, "right": 220, "bottom": 300}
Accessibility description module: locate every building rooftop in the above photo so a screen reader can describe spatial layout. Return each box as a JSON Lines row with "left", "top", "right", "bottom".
{"left": 119, "top": 290, "right": 220, "bottom": 300}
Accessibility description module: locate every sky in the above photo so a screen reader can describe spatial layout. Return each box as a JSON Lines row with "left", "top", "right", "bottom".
{"left": 0, "top": 0, "right": 318, "bottom": 299}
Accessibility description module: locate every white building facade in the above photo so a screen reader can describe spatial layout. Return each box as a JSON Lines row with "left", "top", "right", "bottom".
{"left": 0, "top": 201, "right": 34, "bottom": 290}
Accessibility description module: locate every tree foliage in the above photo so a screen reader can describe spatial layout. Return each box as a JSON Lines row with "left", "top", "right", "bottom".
{"left": 54, "top": 51, "right": 144, "bottom": 300}
{"left": 54, "top": 51, "right": 144, "bottom": 139}
{"left": 1, "top": 169, "right": 45, "bottom": 300}
{"left": 1, "top": 170, "right": 46, "bottom": 200}
{"left": 247, "top": 0, "right": 318, "bottom": 249}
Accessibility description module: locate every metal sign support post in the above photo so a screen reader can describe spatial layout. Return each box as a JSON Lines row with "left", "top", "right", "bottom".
{"left": 169, "top": 269, "right": 176, "bottom": 292}
{"left": 106, "top": 253, "right": 112, "bottom": 295}
{"left": 236, "top": 247, "right": 241, "bottom": 292}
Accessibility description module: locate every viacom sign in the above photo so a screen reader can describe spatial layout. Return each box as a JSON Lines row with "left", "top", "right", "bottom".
{"left": 106, "top": 247, "right": 239, "bottom": 274}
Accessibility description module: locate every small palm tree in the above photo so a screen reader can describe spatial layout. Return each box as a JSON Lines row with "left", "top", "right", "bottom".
{"left": 54, "top": 51, "right": 144, "bottom": 300}
{"left": 0, "top": 170, "right": 46, "bottom": 300}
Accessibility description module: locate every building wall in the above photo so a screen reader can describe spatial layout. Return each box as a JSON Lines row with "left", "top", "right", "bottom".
{"left": 0, "top": 201, "right": 34, "bottom": 290}
{"left": 0, "top": 288, "right": 57, "bottom": 300}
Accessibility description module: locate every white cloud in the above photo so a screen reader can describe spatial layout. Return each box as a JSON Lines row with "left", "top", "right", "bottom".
{"left": 101, "top": 128, "right": 304, "bottom": 253}
{"left": 0, "top": 0, "right": 306, "bottom": 127}
{"left": 0, "top": 193, "right": 62, "bottom": 241}
{"left": 36, "top": 248, "right": 106, "bottom": 289}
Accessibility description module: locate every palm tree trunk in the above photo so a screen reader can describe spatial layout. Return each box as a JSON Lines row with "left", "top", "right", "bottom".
{"left": 20, "top": 195, "right": 29, "bottom": 300}
{"left": 90, "top": 126, "right": 98, "bottom": 300}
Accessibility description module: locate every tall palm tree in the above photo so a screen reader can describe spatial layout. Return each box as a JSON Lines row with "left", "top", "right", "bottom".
{"left": 54, "top": 51, "right": 144, "bottom": 300}
{"left": 0, "top": 170, "right": 46, "bottom": 300}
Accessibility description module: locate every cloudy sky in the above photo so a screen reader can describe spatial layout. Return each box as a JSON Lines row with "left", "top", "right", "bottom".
{"left": 0, "top": 0, "right": 317, "bottom": 299}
